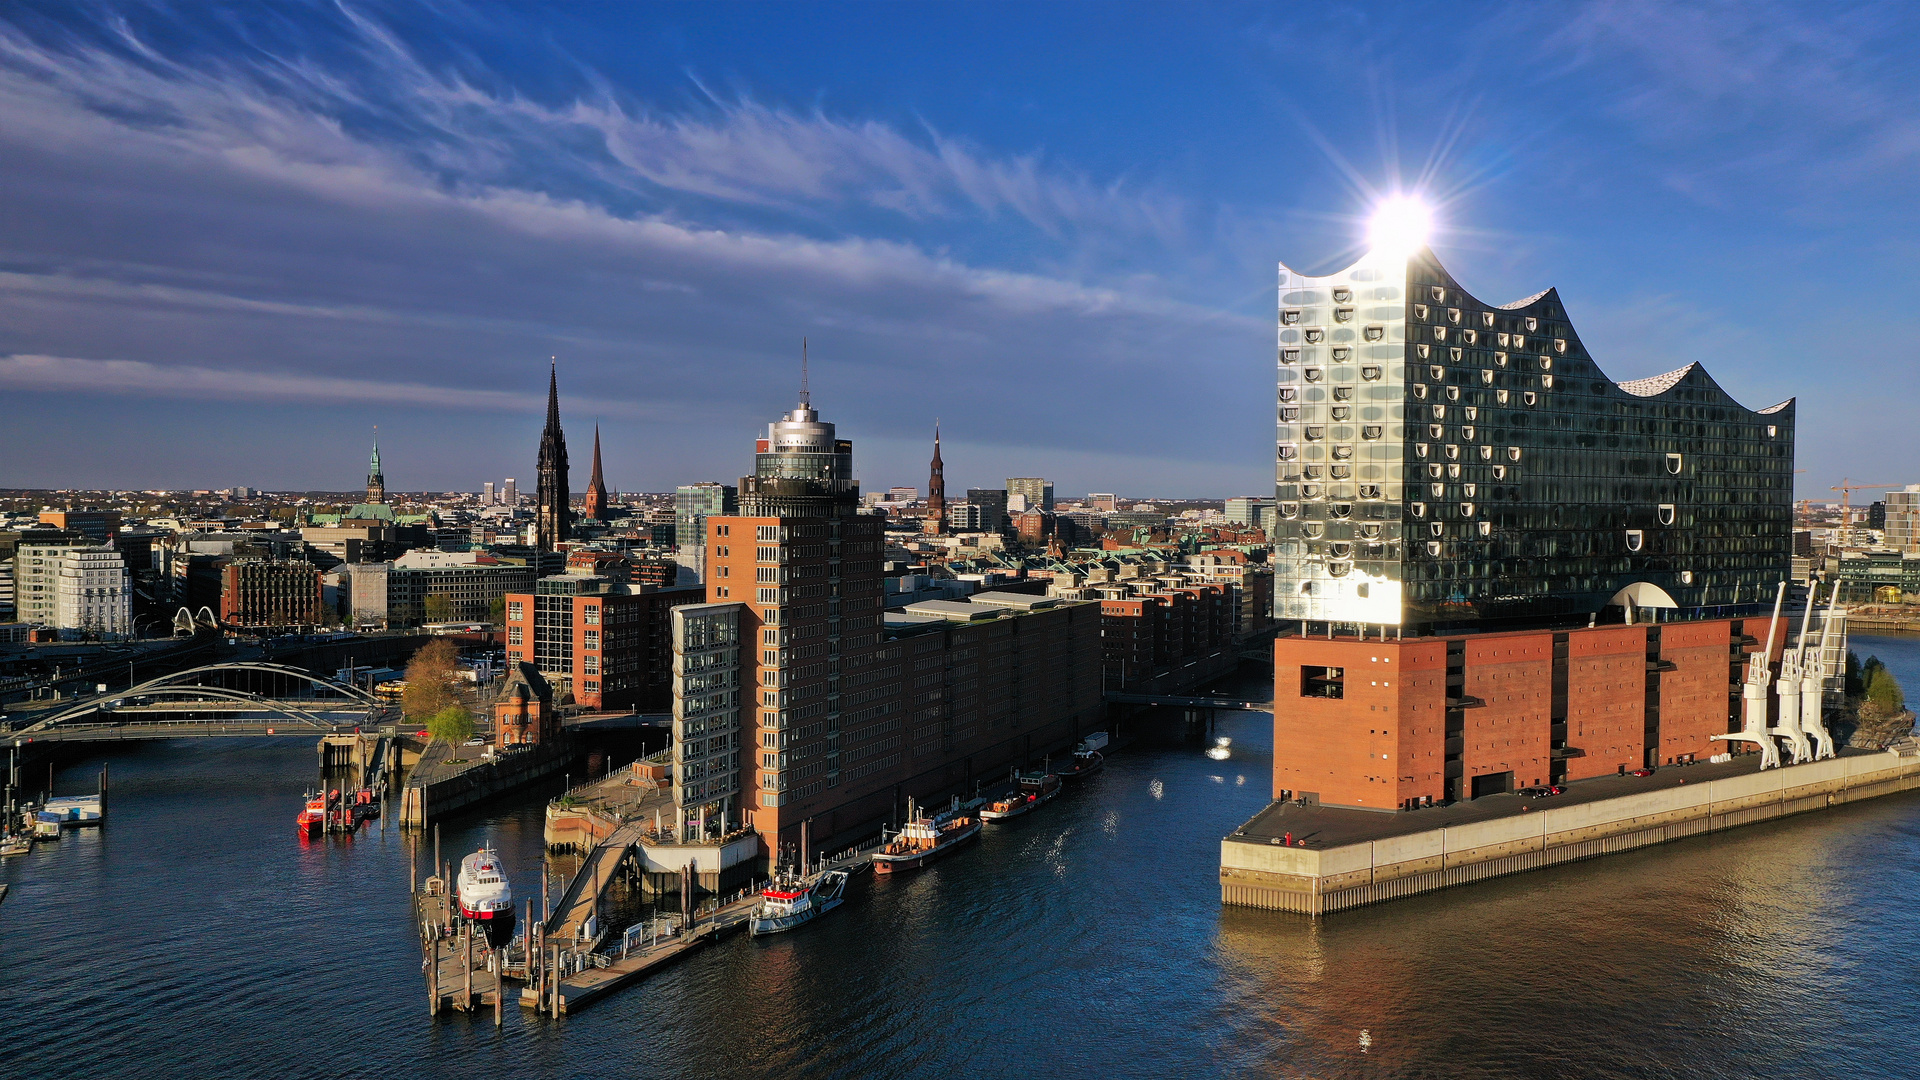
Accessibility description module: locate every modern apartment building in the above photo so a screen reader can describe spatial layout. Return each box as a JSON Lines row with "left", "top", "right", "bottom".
{"left": 1884, "top": 485, "right": 1920, "bottom": 553}
{"left": 52, "top": 547, "right": 133, "bottom": 637}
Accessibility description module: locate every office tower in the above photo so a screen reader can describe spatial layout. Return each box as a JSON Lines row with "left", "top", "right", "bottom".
{"left": 503, "top": 478, "right": 518, "bottom": 506}
{"left": 966, "top": 488, "right": 1009, "bottom": 533}
{"left": 1006, "top": 477, "right": 1054, "bottom": 513}
{"left": 483, "top": 481, "right": 496, "bottom": 505}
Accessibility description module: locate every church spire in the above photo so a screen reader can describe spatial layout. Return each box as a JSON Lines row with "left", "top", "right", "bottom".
{"left": 536, "top": 360, "right": 571, "bottom": 550}
{"left": 924, "top": 420, "right": 947, "bottom": 535}
{"left": 366, "top": 428, "right": 385, "bottom": 505}
{"left": 583, "top": 423, "right": 609, "bottom": 520}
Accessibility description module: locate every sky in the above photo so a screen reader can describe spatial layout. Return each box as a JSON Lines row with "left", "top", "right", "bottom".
{"left": 1, "top": 1, "right": 1916, "bottom": 500}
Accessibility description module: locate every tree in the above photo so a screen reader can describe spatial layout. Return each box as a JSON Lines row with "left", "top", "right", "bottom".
{"left": 423, "top": 593, "right": 455, "bottom": 623}
{"left": 426, "top": 703, "right": 475, "bottom": 746}
{"left": 487, "top": 595, "right": 506, "bottom": 625}
{"left": 1867, "top": 663, "right": 1906, "bottom": 715}
{"left": 402, "top": 638, "right": 462, "bottom": 721}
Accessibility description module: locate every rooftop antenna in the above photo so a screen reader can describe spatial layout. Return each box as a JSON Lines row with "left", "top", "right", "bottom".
{"left": 800, "top": 338, "right": 811, "bottom": 407}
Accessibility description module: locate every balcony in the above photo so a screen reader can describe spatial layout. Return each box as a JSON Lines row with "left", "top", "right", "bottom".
{"left": 1445, "top": 695, "right": 1486, "bottom": 709}
{"left": 1550, "top": 746, "right": 1586, "bottom": 759}
{"left": 1646, "top": 660, "right": 1678, "bottom": 673}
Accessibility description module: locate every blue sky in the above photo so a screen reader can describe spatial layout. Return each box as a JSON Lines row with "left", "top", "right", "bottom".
{"left": 1, "top": 1, "right": 1915, "bottom": 500}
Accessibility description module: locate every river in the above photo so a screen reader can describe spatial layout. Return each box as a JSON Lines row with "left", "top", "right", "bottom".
{"left": 7, "top": 636, "right": 1920, "bottom": 1079}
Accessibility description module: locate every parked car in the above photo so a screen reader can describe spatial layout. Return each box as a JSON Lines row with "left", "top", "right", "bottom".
{"left": 1631, "top": 768, "right": 1656, "bottom": 777}
{"left": 1520, "top": 785, "right": 1565, "bottom": 799}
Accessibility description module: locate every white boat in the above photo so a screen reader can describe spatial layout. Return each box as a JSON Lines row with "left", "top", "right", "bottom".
{"left": 0, "top": 834, "right": 28, "bottom": 857}
{"left": 42, "top": 795, "right": 103, "bottom": 826}
{"left": 1079, "top": 731, "right": 1110, "bottom": 753}
{"left": 748, "top": 868, "right": 850, "bottom": 936}
{"left": 455, "top": 848, "right": 515, "bottom": 928}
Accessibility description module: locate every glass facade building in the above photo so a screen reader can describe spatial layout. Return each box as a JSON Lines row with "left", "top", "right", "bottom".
{"left": 1273, "top": 246, "right": 1794, "bottom": 631}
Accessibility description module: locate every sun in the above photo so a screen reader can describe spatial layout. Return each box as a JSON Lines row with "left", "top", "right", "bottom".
{"left": 1367, "top": 195, "right": 1433, "bottom": 258}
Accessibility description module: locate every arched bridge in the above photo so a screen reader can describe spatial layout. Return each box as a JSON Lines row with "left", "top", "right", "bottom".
{"left": 2, "top": 662, "right": 396, "bottom": 747}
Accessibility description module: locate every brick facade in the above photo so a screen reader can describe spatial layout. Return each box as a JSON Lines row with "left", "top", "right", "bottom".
{"left": 1274, "top": 617, "right": 1772, "bottom": 811}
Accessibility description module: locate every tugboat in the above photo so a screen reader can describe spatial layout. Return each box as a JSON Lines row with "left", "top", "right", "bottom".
{"left": 980, "top": 769, "right": 1061, "bottom": 822}
{"left": 749, "top": 868, "right": 850, "bottom": 936}
{"left": 872, "top": 797, "right": 980, "bottom": 874}
{"left": 455, "top": 847, "right": 515, "bottom": 937}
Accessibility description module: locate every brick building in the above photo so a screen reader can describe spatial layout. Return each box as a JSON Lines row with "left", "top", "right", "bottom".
{"left": 503, "top": 576, "right": 704, "bottom": 711}
{"left": 220, "top": 558, "right": 324, "bottom": 627}
{"left": 1272, "top": 615, "right": 1786, "bottom": 811}
{"left": 668, "top": 390, "right": 1105, "bottom": 866}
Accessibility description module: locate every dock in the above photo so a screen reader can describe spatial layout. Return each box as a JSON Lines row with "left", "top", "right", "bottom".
{"left": 1222, "top": 743, "right": 1920, "bottom": 915}
{"left": 541, "top": 894, "right": 759, "bottom": 1015}
{"left": 416, "top": 878, "right": 510, "bottom": 1021}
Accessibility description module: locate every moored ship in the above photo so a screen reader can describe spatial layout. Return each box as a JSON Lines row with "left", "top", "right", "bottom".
{"left": 296, "top": 791, "right": 330, "bottom": 837}
{"left": 1054, "top": 748, "right": 1103, "bottom": 782}
{"left": 872, "top": 798, "right": 980, "bottom": 874}
{"left": 749, "top": 868, "right": 850, "bottom": 936}
{"left": 981, "top": 770, "right": 1061, "bottom": 822}
{"left": 455, "top": 848, "right": 515, "bottom": 933}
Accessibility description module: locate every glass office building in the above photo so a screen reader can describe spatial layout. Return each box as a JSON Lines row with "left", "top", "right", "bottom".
{"left": 1273, "top": 246, "right": 1794, "bottom": 631}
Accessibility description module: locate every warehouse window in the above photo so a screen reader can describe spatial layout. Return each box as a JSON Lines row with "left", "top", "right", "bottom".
{"left": 1302, "top": 666, "right": 1345, "bottom": 699}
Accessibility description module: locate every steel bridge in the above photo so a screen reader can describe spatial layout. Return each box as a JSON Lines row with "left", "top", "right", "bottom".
{"left": 1, "top": 662, "right": 394, "bottom": 748}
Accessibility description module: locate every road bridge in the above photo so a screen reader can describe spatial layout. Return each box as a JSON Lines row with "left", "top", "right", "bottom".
{"left": 1104, "top": 693, "right": 1271, "bottom": 711}
{"left": 1, "top": 661, "right": 392, "bottom": 748}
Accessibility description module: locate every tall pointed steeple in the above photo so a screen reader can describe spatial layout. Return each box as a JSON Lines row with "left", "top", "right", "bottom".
{"left": 924, "top": 421, "right": 947, "bottom": 535}
{"left": 366, "top": 429, "right": 385, "bottom": 505}
{"left": 583, "top": 424, "right": 610, "bottom": 521}
{"left": 536, "top": 360, "right": 571, "bottom": 550}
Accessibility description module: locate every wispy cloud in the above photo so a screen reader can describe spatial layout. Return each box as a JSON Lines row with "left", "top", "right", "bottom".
{"left": 0, "top": 353, "right": 673, "bottom": 416}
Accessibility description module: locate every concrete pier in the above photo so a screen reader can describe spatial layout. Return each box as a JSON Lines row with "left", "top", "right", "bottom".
{"left": 400, "top": 736, "right": 573, "bottom": 827}
{"left": 1222, "top": 744, "right": 1920, "bottom": 915}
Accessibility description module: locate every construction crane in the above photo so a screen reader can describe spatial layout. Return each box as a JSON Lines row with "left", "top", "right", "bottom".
{"left": 1830, "top": 479, "right": 1899, "bottom": 544}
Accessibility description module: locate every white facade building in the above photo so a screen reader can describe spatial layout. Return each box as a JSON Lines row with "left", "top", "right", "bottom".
{"left": 52, "top": 547, "right": 132, "bottom": 637}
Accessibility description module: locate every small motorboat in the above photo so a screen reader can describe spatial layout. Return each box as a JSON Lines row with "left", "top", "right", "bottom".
{"left": 0, "top": 833, "right": 31, "bottom": 857}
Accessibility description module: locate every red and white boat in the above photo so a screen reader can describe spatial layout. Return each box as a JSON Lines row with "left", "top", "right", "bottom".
{"left": 872, "top": 798, "right": 980, "bottom": 874}
{"left": 455, "top": 848, "right": 515, "bottom": 927}
{"left": 981, "top": 770, "right": 1061, "bottom": 822}
{"left": 295, "top": 791, "right": 329, "bottom": 837}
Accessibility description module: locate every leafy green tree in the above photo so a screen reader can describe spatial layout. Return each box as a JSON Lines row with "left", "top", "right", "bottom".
{"left": 423, "top": 594, "right": 455, "bottom": 623}
{"left": 487, "top": 596, "right": 507, "bottom": 625}
{"left": 426, "top": 703, "right": 475, "bottom": 745}
{"left": 1867, "top": 664, "right": 1906, "bottom": 714}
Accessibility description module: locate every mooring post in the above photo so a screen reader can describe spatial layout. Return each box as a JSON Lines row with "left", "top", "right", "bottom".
{"left": 428, "top": 938, "right": 439, "bottom": 1016}
{"left": 492, "top": 950, "right": 502, "bottom": 1027}
{"left": 433, "top": 823, "right": 441, "bottom": 884}
{"left": 463, "top": 923, "right": 474, "bottom": 1009}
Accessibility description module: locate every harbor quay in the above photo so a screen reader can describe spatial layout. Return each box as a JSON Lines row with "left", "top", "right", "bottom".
{"left": 1222, "top": 744, "right": 1920, "bottom": 915}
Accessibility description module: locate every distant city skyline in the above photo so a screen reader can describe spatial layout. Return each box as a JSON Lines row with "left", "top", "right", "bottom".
{"left": 1, "top": 4, "right": 1916, "bottom": 497}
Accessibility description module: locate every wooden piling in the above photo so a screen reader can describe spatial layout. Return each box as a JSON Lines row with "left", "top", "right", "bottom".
{"left": 463, "top": 923, "right": 474, "bottom": 1009}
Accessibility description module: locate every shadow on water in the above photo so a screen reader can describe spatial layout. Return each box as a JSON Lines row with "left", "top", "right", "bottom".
{"left": 4, "top": 648, "right": 1920, "bottom": 1079}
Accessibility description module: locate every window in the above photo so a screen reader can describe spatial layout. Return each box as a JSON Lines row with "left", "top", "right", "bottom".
{"left": 1448, "top": 307, "right": 1461, "bottom": 324}
{"left": 1305, "top": 329, "right": 1325, "bottom": 343}
{"left": 1335, "top": 307, "right": 1355, "bottom": 322}
{"left": 1430, "top": 366, "right": 1446, "bottom": 380}
{"left": 583, "top": 655, "right": 600, "bottom": 675}
{"left": 1278, "top": 388, "right": 1297, "bottom": 402}
{"left": 1302, "top": 665, "right": 1344, "bottom": 699}
{"left": 1625, "top": 530, "right": 1644, "bottom": 552}
{"left": 1330, "top": 406, "right": 1351, "bottom": 420}
{"left": 583, "top": 605, "right": 600, "bottom": 625}
{"left": 508, "top": 627, "right": 522, "bottom": 646}
{"left": 1363, "top": 425, "right": 1382, "bottom": 440}
{"left": 1332, "top": 347, "right": 1351, "bottom": 360}
{"left": 1281, "top": 309, "right": 1301, "bottom": 325}
{"left": 1666, "top": 453, "right": 1684, "bottom": 475}
{"left": 1414, "top": 304, "right": 1429, "bottom": 319}
{"left": 582, "top": 679, "right": 598, "bottom": 693}
{"left": 1332, "top": 385, "right": 1353, "bottom": 401}
{"left": 1304, "top": 367, "right": 1324, "bottom": 382}
{"left": 1658, "top": 504, "right": 1676, "bottom": 526}
{"left": 1333, "top": 288, "right": 1352, "bottom": 302}
{"left": 1364, "top": 326, "right": 1383, "bottom": 341}
{"left": 507, "top": 601, "right": 523, "bottom": 620}
{"left": 583, "top": 629, "right": 599, "bottom": 649}
{"left": 1361, "top": 365, "right": 1382, "bottom": 381}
